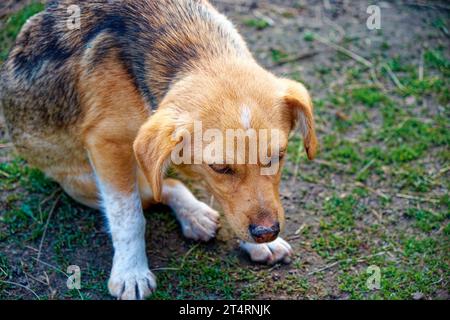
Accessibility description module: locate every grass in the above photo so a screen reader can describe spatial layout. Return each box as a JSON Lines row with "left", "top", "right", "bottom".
{"left": 151, "top": 250, "right": 255, "bottom": 299}
{"left": 0, "top": 1, "right": 449, "bottom": 300}
{"left": 338, "top": 234, "right": 449, "bottom": 299}
{"left": 270, "top": 49, "right": 289, "bottom": 63}
{"left": 243, "top": 18, "right": 270, "bottom": 30}
{"left": 0, "top": 2, "right": 45, "bottom": 62}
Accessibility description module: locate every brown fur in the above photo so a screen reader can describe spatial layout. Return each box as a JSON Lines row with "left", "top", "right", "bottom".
{"left": 0, "top": 0, "right": 317, "bottom": 244}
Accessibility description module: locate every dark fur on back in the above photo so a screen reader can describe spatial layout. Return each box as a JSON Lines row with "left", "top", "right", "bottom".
{"left": 0, "top": 0, "right": 250, "bottom": 135}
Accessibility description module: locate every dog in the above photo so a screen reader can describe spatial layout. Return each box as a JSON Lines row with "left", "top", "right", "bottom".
{"left": 0, "top": 0, "right": 317, "bottom": 300}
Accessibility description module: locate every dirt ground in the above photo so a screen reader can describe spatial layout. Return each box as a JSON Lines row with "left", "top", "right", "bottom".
{"left": 0, "top": 0, "right": 449, "bottom": 300}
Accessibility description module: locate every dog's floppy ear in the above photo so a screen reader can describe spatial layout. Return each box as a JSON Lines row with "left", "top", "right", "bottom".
{"left": 133, "top": 107, "right": 190, "bottom": 202}
{"left": 282, "top": 79, "right": 317, "bottom": 160}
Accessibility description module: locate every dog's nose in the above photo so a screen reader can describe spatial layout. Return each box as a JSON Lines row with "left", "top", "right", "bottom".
{"left": 249, "top": 222, "right": 280, "bottom": 243}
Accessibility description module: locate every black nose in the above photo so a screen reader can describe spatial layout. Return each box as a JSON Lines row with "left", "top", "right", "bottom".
{"left": 249, "top": 222, "right": 280, "bottom": 243}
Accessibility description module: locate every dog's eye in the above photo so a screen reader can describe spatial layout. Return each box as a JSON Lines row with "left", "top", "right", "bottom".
{"left": 209, "top": 164, "right": 234, "bottom": 175}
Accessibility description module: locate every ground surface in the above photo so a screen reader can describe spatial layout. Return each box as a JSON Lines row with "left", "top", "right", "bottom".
{"left": 0, "top": 0, "right": 449, "bottom": 300}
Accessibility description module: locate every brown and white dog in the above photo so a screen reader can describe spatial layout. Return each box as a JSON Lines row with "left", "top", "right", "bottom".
{"left": 0, "top": 0, "right": 317, "bottom": 299}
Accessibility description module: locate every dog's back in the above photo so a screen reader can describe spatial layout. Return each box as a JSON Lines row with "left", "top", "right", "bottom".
{"left": 1, "top": 0, "right": 250, "bottom": 135}
{"left": 0, "top": 0, "right": 251, "bottom": 172}
{"left": 0, "top": 0, "right": 252, "bottom": 190}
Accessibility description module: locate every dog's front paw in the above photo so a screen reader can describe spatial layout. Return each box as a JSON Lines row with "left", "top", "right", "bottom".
{"left": 177, "top": 201, "right": 220, "bottom": 242}
{"left": 108, "top": 268, "right": 156, "bottom": 300}
{"left": 240, "top": 237, "right": 293, "bottom": 264}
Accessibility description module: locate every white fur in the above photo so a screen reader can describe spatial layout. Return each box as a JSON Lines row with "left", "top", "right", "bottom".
{"left": 97, "top": 181, "right": 156, "bottom": 300}
{"left": 205, "top": 5, "right": 250, "bottom": 57}
{"left": 240, "top": 237, "right": 293, "bottom": 264}
{"left": 240, "top": 105, "right": 252, "bottom": 129}
{"left": 162, "top": 181, "right": 219, "bottom": 241}
{"left": 208, "top": 8, "right": 238, "bottom": 41}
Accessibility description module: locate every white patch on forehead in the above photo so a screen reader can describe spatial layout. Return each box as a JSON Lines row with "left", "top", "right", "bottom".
{"left": 240, "top": 105, "right": 252, "bottom": 129}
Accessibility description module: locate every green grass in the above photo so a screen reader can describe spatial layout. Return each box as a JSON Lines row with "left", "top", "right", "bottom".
{"left": 424, "top": 49, "right": 450, "bottom": 76}
{"left": 303, "top": 31, "right": 315, "bottom": 42}
{"left": 289, "top": 84, "right": 449, "bottom": 297}
{"left": 151, "top": 249, "right": 256, "bottom": 299}
{"left": 243, "top": 18, "right": 270, "bottom": 30}
{"left": 351, "top": 87, "right": 390, "bottom": 108}
{"left": 270, "top": 49, "right": 289, "bottom": 63}
{"left": 338, "top": 235, "right": 449, "bottom": 299}
{"left": 404, "top": 208, "right": 448, "bottom": 232}
{"left": 307, "top": 187, "right": 449, "bottom": 299}
{"left": 0, "top": 253, "right": 10, "bottom": 292}
{"left": 0, "top": 2, "right": 45, "bottom": 62}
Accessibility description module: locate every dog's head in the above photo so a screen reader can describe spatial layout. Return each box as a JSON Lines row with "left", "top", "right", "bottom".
{"left": 134, "top": 64, "right": 317, "bottom": 243}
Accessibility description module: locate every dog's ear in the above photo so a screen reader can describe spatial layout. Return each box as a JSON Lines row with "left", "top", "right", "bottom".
{"left": 133, "top": 108, "right": 190, "bottom": 202}
{"left": 282, "top": 79, "right": 317, "bottom": 160}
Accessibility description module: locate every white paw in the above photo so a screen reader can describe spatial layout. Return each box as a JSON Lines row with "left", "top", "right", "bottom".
{"left": 108, "top": 268, "right": 156, "bottom": 300}
{"left": 176, "top": 201, "right": 220, "bottom": 242}
{"left": 240, "top": 237, "right": 293, "bottom": 264}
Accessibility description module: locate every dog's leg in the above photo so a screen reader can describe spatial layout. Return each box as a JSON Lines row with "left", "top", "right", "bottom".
{"left": 161, "top": 178, "right": 219, "bottom": 241}
{"left": 86, "top": 141, "right": 156, "bottom": 300}
{"left": 240, "top": 237, "right": 293, "bottom": 264}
